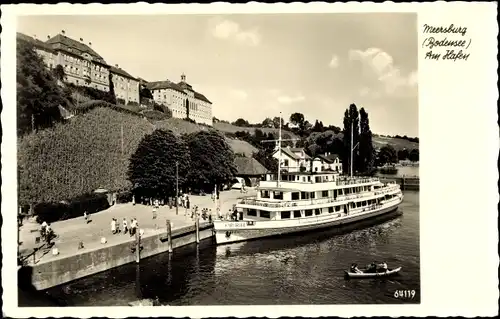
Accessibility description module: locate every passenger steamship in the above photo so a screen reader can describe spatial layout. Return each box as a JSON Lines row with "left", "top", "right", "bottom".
{"left": 213, "top": 117, "right": 404, "bottom": 245}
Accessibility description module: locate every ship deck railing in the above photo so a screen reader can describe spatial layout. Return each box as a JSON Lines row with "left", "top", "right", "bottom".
{"left": 239, "top": 185, "right": 400, "bottom": 209}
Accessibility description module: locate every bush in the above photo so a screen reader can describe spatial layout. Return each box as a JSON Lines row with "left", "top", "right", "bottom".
{"left": 127, "top": 101, "right": 139, "bottom": 107}
{"left": 116, "top": 98, "right": 126, "bottom": 105}
{"left": 142, "top": 109, "right": 171, "bottom": 121}
{"left": 35, "top": 192, "right": 110, "bottom": 224}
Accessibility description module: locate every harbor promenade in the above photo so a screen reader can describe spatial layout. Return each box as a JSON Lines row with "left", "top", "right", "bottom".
{"left": 19, "top": 189, "right": 256, "bottom": 266}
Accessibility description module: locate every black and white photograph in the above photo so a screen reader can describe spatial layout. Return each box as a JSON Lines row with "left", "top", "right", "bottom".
{"left": 1, "top": 2, "right": 497, "bottom": 318}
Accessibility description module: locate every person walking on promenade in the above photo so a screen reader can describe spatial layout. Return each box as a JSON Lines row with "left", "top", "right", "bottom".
{"left": 186, "top": 196, "right": 190, "bottom": 210}
{"left": 84, "top": 211, "right": 88, "bottom": 224}
{"left": 111, "top": 218, "right": 116, "bottom": 234}
{"left": 123, "top": 218, "right": 128, "bottom": 234}
{"left": 152, "top": 205, "right": 157, "bottom": 219}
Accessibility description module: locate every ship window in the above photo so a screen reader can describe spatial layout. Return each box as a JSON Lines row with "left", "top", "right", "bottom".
{"left": 260, "top": 211, "right": 271, "bottom": 219}
{"left": 281, "top": 211, "right": 291, "bottom": 219}
{"left": 314, "top": 209, "right": 321, "bottom": 215}
{"left": 301, "top": 192, "right": 308, "bottom": 199}
{"left": 291, "top": 192, "right": 300, "bottom": 200}
{"left": 315, "top": 176, "right": 321, "bottom": 183}
{"left": 261, "top": 190, "right": 270, "bottom": 198}
{"left": 293, "top": 211, "right": 301, "bottom": 218}
{"left": 310, "top": 192, "right": 315, "bottom": 199}
{"left": 274, "top": 192, "right": 283, "bottom": 200}
{"left": 307, "top": 176, "right": 311, "bottom": 182}
{"left": 322, "top": 190, "right": 328, "bottom": 197}
{"left": 356, "top": 202, "right": 361, "bottom": 208}
{"left": 247, "top": 209, "right": 257, "bottom": 216}
{"left": 304, "top": 210, "right": 313, "bottom": 217}
{"left": 335, "top": 206, "right": 341, "bottom": 212}
{"left": 328, "top": 206, "right": 334, "bottom": 213}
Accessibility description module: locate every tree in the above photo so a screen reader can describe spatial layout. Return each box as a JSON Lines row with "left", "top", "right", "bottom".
{"left": 233, "top": 118, "right": 250, "bottom": 127}
{"left": 342, "top": 104, "right": 360, "bottom": 174}
{"left": 409, "top": 149, "right": 419, "bottom": 162}
{"left": 253, "top": 149, "right": 278, "bottom": 172}
{"left": 128, "top": 129, "right": 191, "bottom": 199}
{"left": 398, "top": 149, "right": 410, "bottom": 161}
{"left": 377, "top": 145, "right": 398, "bottom": 166}
{"left": 358, "top": 107, "right": 375, "bottom": 174}
{"left": 183, "top": 130, "right": 237, "bottom": 192}
{"left": 312, "top": 120, "right": 324, "bottom": 133}
{"left": 16, "top": 41, "right": 69, "bottom": 136}
{"left": 272, "top": 116, "right": 284, "bottom": 128}
{"left": 52, "top": 64, "right": 66, "bottom": 82}
{"left": 262, "top": 117, "right": 273, "bottom": 128}
{"left": 140, "top": 87, "right": 153, "bottom": 99}
{"left": 289, "top": 112, "right": 305, "bottom": 128}
{"left": 107, "top": 72, "right": 117, "bottom": 104}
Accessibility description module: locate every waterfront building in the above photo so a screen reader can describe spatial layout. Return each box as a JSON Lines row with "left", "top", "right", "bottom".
{"left": 110, "top": 65, "right": 140, "bottom": 104}
{"left": 234, "top": 156, "right": 269, "bottom": 187}
{"left": 146, "top": 74, "right": 213, "bottom": 126}
{"left": 272, "top": 147, "right": 342, "bottom": 173}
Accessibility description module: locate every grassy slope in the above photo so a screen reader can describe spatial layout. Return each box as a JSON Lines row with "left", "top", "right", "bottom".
{"left": 213, "top": 122, "right": 299, "bottom": 138}
{"left": 372, "top": 135, "right": 419, "bottom": 151}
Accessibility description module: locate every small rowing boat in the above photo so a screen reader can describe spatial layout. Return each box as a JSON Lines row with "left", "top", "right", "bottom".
{"left": 345, "top": 267, "right": 402, "bottom": 278}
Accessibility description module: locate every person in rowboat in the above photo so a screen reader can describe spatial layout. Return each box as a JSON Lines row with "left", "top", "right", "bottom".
{"left": 378, "top": 261, "right": 388, "bottom": 272}
{"left": 350, "top": 263, "right": 362, "bottom": 273}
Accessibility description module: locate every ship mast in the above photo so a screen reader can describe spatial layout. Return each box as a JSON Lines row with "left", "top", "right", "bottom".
{"left": 260, "top": 113, "right": 299, "bottom": 188}
{"left": 350, "top": 120, "right": 353, "bottom": 177}
{"left": 350, "top": 117, "right": 360, "bottom": 177}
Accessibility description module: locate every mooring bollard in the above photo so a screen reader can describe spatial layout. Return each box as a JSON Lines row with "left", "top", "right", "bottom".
{"left": 195, "top": 216, "right": 200, "bottom": 244}
{"left": 166, "top": 220, "right": 173, "bottom": 253}
{"left": 135, "top": 229, "right": 141, "bottom": 263}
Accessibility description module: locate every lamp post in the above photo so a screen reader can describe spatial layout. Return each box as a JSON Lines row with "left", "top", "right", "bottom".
{"left": 176, "top": 161, "right": 179, "bottom": 215}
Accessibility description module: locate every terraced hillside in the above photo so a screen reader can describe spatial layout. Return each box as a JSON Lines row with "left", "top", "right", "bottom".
{"left": 18, "top": 108, "right": 258, "bottom": 204}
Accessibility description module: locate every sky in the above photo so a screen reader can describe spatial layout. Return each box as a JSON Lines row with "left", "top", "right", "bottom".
{"left": 18, "top": 14, "right": 418, "bottom": 137}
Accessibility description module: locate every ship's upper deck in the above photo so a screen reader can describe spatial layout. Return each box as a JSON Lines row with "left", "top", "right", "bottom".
{"left": 258, "top": 171, "right": 380, "bottom": 192}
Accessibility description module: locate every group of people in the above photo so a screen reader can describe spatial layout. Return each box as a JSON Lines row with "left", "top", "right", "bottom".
{"left": 40, "top": 221, "right": 55, "bottom": 244}
{"left": 111, "top": 217, "right": 139, "bottom": 236}
{"left": 350, "top": 262, "right": 389, "bottom": 273}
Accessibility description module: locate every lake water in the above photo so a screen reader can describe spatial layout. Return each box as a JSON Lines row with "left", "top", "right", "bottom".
{"left": 41, "top": 190, "right": 420, "bottom": 306}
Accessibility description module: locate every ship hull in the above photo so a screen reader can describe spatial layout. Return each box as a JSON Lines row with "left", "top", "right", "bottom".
{"left": 214, "top": 198, "right": 402, "bottom": 245}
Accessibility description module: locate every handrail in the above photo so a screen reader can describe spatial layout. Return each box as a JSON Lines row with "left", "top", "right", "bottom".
{"left": 239, "top": 185, "right": 400, "bottom": 209}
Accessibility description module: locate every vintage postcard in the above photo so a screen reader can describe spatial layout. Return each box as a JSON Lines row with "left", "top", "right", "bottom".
{"left": 1, "top": 2, "right": 498, "bottom": 318}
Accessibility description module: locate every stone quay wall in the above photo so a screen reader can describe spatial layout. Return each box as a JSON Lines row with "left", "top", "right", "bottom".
{"left": 29, "top": 223, "right": 214, "bottom": 290}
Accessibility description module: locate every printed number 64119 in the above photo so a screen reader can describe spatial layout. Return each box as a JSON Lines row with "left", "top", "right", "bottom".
{"left": 394, "top": 290, "right": 416, "bottom": 299}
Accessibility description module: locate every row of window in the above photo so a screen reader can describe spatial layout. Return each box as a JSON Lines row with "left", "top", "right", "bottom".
{"left": 260, "top": 186, "right": 372, "bottom": 201}
{"left": 247, "top": 197, "right": 388, "bottom": 220}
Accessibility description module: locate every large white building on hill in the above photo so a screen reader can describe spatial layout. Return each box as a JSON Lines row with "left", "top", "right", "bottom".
{"left": 146, "top": 74, "right": 213, "bottom": 126}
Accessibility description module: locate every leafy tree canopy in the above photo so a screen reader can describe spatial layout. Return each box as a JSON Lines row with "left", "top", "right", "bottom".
{"left": 183, "top": 130, "right": 237, "bottom": 192}
{"left": 17, "top": 41, "right": 70, "bottom": 135}
{"left": 128, "top": 129, "right": 191, "bottom": 198}
{"left": 409, "top": 149, "right": 419, "bottom": 162}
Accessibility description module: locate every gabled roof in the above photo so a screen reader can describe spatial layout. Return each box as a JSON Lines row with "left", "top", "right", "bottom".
{"left": 45, "top": 34, "right": 107, "bottom": 64}
{"left": 234, "top": 157, "right": 269, "bottom": 175}
{"left": 274, "top": 147, "right": 300, "bottom": 160}
{"left": 17, "top": 32, "right": 56, "bottom": 53}
{"left": 318, "top": 153, "right": 340, "bottom": 163}
{"left": 146, "top": 80, "right": 184, "bottom": 93}
{"left": 109, "top": 66, "right": 138, "bottom": 81}
{"left": 146, "top": 80, "right": 212, "bottom": 104}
